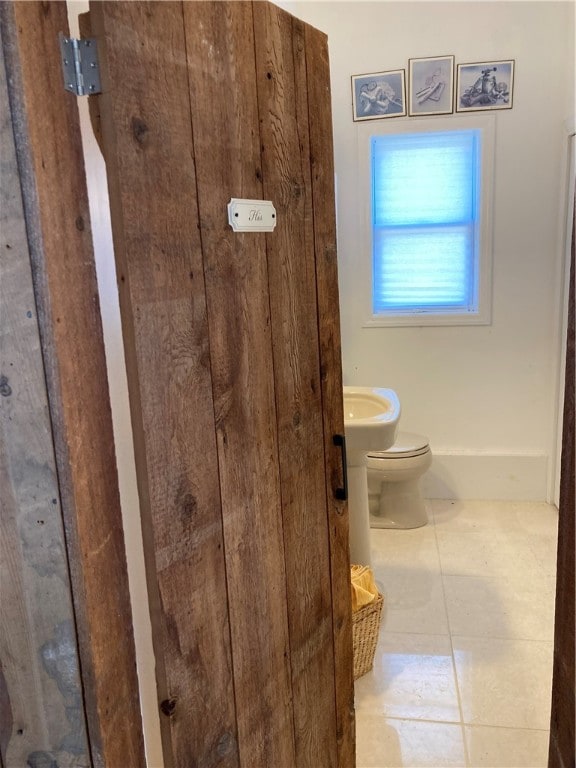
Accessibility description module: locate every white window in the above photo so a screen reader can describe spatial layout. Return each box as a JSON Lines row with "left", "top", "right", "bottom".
{"left": 360, "top": 115, "right": 495, "bottom": 326}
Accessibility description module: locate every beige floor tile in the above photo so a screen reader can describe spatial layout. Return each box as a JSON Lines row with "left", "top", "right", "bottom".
{"left": 443, "top": 573, "right": 556, "bottom": 641}
{"left": 430, "top": 500, "right": 558, "bottom": 537}
{"left": 372, "top": 525, "right": 441, "bottom": 573}
{"left": 453, "top": 636, "right": 554, "bottom": 730}
{"left": 356, "top": 500, "right": 557, "bottom": 764}
{"left": 465, "top": 724, "right": 549, "bottom": 767}
{"left": 356, "top": 714, "right": 467, "bottom": 768}
{"left": 526, "top": 534, "right": 559, "bottom": 579}
{"left": 355, "top": 632, "right": 461, "bottom": 723}
{"left": 435, "top": 529, "right": 547, "bottom": 581}
{"left": 378, "top": 570, "right": 450, "bottom": 636}
{"left": 371, "top": 517, "right": 449, "bottom": 634}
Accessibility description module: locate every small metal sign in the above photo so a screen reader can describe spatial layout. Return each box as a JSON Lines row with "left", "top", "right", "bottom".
{"left": 227, "top": 199, "right": 277, "bottom": 232}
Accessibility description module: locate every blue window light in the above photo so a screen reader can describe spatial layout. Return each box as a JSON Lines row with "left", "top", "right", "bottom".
{"left": 371, "top": 129, "right": 483, "bottom": 317}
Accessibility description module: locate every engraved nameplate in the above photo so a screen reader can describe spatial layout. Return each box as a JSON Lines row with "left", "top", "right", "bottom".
{"left": 227, "top": 198, "right": 277, "bottom": 232}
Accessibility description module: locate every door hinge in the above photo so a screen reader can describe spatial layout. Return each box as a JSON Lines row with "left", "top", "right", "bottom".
{"left": 59, "top": 33, "right": 101, "bottom": 96}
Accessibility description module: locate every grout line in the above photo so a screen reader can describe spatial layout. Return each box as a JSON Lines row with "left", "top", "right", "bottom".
{"left": 356, "top": 712, "right": 552, "bottom": 733}
{"left": 379, "top": 715, "right": 462, "bottom": 726}
{"left": 430, "top": 501, "right": 471, "bottom": 767}
{"left": 450, "top": 633, "right": 556, "bottom": 645}
{"left": 363, "top": 498, "right": 557, "bottom": 767}
{"left": 462, "top": 722, "right": 552, "bottom": 734}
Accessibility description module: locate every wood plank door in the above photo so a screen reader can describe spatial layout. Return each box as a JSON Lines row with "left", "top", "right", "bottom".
{"left": 548, "top": 196, "right": 575, "bottom": 768}
{"left": 0, "top": 33, "right": 90, "bottom": 766}
{"left": 0, "top": 3, "right": 144, "bottom": 766}
{"left": 88, "top": 1, "right": 354, "bottom": 766}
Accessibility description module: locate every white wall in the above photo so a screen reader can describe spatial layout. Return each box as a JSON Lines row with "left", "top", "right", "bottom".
{"left": 287, "top": 0, "right": 575, "bottom": 500}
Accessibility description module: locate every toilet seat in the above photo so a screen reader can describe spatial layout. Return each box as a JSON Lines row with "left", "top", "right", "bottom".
{"left": 367, "top": 431, "right": 430, "bottom": 460}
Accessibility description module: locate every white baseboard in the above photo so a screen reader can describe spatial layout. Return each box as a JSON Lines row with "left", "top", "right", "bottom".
{"left": 422, "top": 453, "right": 549, "bottom": 501}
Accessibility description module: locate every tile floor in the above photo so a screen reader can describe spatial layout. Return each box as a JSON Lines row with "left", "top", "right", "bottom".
{"left": 355, "top": 499, "right": 559, "bottom": 768}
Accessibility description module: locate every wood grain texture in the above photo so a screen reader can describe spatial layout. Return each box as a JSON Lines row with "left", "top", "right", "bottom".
{"left": 81, "top": 2, "right": 351, "bottom": 765}
{"left": 0, "top": 2, "right": 145, "bottom": 766}
{"left": 304, "top": 23, "right": 355, "bottom": 768}
{"left": 252, "top": 4, "right": 338, "bottom": 766}
{"left": 0, "top": 37, "right": 89, "bottom": 765}
{"left": 548, "top": 198, "right": 575, "bottom": 768}
{"left": 89, "top": 2, "right": 239, "bottom": 766}
{"left": 182, "top": 3, "right": 296, "bottom": 765}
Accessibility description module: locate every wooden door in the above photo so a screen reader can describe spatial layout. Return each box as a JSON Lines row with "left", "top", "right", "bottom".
{"left": 89, "top": 2, "right": 354, "bottom": 766}
{"left": 0, "top": 3, "right": 144, "bottom": 766}
{"left": 0, "top": 33, "right": 90, "bottom": 767}
{"left": 548, "top": 196, "right": 575, "bottom": 768}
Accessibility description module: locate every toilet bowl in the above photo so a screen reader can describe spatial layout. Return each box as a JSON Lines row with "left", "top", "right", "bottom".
{"left": 366, "top": 432, "right": 432, "bottom": 529}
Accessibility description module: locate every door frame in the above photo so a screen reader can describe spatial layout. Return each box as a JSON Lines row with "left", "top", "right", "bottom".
{"left": 0, "top": 3, "right": 144, "bottom": 765}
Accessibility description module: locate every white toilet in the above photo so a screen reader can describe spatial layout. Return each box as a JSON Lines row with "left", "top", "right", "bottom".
{"left": 366, "top": 432, "right": 432, "bottom": 529}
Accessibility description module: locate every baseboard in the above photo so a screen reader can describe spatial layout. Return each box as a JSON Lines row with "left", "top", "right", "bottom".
{"left": 422, "top": 452, "right": 549, "bottom": 501}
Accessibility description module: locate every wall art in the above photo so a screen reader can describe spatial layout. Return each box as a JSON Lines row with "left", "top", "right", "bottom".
{"left": 352, "top": 69, "right": 406, "bottom": 121}
{"left": 456, "top": 60, "right": 514, "bottom": 111}
{"left": 409, "top": 55, "right": 454, "bottom": 116}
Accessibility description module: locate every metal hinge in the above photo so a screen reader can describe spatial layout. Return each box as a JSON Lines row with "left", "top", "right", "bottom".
{"left": 59, "top": 33, "right": 101, "bottom": 96}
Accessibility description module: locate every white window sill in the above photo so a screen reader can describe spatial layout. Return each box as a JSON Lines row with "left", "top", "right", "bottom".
{"left": 363, "top": 310, "right": 492, "bottom": 328}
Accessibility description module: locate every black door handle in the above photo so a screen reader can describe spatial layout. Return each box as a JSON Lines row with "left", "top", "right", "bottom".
{"left": 333, "top": 434, "right": 348, "bottom": 501}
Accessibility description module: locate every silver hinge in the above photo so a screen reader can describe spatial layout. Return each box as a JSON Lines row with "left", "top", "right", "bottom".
{"left": 59, "top": 33, "right": 101, "bottom": 96}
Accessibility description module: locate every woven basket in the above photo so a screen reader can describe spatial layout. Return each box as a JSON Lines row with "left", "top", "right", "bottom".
{"left": 352, "top": 592, "right": 383, "bottom": 680}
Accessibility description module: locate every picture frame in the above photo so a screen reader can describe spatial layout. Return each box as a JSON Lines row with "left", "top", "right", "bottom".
{"left": 351, "top": 69, "right": 406, "bottom": 121}
{"left": 408, "top": 55, "right": 454, "bottom": 116}
{"left": 456, "top": 60, "right": 514, "bottom": 112}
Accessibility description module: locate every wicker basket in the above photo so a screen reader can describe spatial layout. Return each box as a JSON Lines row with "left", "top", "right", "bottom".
{"left": 352, "top": 592, "right": 383, "bottom": 680}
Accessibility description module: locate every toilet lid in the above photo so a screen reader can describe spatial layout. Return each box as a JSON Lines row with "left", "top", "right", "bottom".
{"left": 367, "top": 431, "right": 430, "bottom": 459}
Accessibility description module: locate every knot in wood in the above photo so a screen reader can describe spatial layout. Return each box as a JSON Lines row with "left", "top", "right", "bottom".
{"left": 160, "top": 698, "right": 177, "bottom": 717}
{"left": 0, "top": 375, "right": 12, "bottom": 397}
{"left": 24, "top": 750, "right": 57, "bottom": 768}
{"left": 131, "top": 117, "right": 149, "bottom": 147}
{"left": 216, "top": 731, "right": 235, "bottom": 757}
{"left": 291, "top": 181, "right": 305, "bottom": 199}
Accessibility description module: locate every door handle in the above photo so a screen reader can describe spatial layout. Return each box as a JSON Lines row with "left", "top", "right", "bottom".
{"left": 333, "top": 434, "right": 348, "bottom": 501}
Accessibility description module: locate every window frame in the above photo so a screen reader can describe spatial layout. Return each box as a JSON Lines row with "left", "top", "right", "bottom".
{"left": 358, "top": 114, "right": 495, "bottom": 327}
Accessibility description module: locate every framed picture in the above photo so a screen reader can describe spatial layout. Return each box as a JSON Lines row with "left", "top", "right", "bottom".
{"left": 456, "top": 60, "right": 514, "bottom": 112}
{"left": 352, "top": 70, "right": 406, "bottom": 121}
{"left": 408, "top": 55, "right": 454, "bottom": 116}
